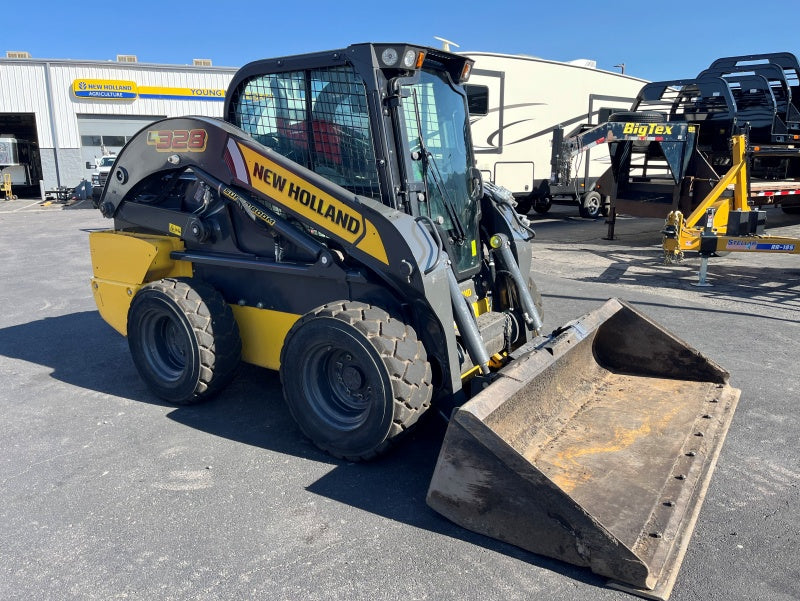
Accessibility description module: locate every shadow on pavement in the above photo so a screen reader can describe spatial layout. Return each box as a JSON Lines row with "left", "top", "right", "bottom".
{"left": 0, "top": 310, "right": 607, "bottom": 592}
{"left": 547, "top": 245, "right": 800, "bottom": 319}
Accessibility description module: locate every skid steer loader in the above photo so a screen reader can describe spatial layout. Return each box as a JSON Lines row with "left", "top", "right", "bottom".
{"left": 88, "top": 43, "right": 739, "bottom": 599}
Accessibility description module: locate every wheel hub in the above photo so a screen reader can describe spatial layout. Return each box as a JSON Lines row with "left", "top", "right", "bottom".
{"left": 341, "top": 364, "right": 365, "bottom": 391}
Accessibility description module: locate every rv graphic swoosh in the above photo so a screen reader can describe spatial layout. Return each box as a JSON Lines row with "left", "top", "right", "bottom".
{"left": 486, "top": 118, "right": 534, "bottom": 148}
{"left": 480, "top": 110, "right": 603, "bottom": 149}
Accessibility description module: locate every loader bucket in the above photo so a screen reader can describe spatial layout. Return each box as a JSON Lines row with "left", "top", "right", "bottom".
{"left": 427, "top": 298, "right": 739, "bottom": 600}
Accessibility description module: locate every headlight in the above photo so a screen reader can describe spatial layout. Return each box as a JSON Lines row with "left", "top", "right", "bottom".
{"left": 381, "top": 48, "right": 399, "bottom": 67}
{"left": 402, "top": 49, "right": 417, "bottom": 68}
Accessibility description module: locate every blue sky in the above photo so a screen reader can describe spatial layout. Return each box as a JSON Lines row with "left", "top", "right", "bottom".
{"left": 7, "top": 1, "right": 799, "bottom": 82}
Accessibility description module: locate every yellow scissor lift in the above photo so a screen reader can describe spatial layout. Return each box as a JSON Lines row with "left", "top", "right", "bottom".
{"left": 662, "top": 134, "right": 800, "bottom": 284}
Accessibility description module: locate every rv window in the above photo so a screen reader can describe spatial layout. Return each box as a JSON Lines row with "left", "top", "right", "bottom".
{"left": 465, "top": 84, "right": 489, "bottom": 116}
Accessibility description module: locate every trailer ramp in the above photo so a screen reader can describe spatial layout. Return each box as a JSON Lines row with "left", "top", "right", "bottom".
{"left": 427, "top": 299, "right": 739, "bottom": 600}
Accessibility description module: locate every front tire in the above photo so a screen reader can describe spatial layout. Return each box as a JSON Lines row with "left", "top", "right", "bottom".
{"left": 127, "top": 278, "right": 241, "bottom": 404}
{"left": 280, "top": 301, "right": 433, "bottom": 461}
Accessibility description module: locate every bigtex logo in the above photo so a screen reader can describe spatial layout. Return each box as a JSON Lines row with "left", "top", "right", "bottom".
{"left": 623, "top": 122, "right": 674, "bottom": 136}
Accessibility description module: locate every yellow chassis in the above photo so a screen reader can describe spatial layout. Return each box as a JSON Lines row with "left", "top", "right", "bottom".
{"left": 89, "top": 229, "right": 500, "bottom": 376}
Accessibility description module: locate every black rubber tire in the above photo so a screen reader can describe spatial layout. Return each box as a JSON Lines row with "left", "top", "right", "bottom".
{"left": 781, "top": 205, "right": 800, "bottom": 214}
{"left": 608, "top": 111, "right": 666, "bottom": 124}
{"left": 279, "top": 301, "right": 433, "bottom": 461}
{"left": 127, "top": 278, "right": 241, "bottom": 404}
{"left": 514, "top": 195, "right": 532, "bottom": 215}
{"left": 532, "top": 196, "right": 552, "bottom": 214}
{"left": 578, "top": 190, "right": 603, "bottom": 219}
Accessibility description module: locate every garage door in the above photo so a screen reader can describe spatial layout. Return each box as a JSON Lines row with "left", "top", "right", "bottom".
{"left": 78, "top": 114, "right": 164, "bottom": 167}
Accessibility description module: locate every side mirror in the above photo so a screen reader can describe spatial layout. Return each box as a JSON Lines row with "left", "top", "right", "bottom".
{"left": 86, "top": 162, "right": 93, "bottom": 169}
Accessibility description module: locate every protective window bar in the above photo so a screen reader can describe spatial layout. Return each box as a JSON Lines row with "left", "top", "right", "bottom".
{"left": 232, "top": 67, "right": 380, "bottom": 201}
{"left": 308, "top": 67, "right": 379, "bottom": 199}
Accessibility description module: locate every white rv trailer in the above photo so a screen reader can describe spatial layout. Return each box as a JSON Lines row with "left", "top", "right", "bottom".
{"left": 461, "top": 51, "right": 648, "bottom": 217}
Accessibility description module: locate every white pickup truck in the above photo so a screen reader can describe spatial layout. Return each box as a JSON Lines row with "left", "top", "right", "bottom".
{"left": 90, "top": 155, "right": 117, "bottom": 204}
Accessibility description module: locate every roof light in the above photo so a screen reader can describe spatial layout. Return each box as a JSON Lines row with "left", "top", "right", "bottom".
{"left": 381, "top": 48, "right": 399, "bottom": 67}
{"left": 403, "top": 50, "right": 417, "bottom": 69}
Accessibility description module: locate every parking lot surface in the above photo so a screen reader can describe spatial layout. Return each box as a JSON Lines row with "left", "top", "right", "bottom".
{"left": 1, "top": 198, "right": 798, "bottom": 600}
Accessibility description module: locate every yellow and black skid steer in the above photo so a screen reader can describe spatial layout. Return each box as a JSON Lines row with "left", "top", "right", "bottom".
{"left": 88, "top": 43, "right": 739, "bottom": 599}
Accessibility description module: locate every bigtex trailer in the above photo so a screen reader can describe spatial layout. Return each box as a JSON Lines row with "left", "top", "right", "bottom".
{"left": 551, "top": 51, "right": 800, "bottom": 228}
{"left": 87, "top": 42, "right": 739, "bottom": 599}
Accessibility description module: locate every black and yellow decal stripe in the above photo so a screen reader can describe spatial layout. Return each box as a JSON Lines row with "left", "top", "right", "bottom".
{"left": 222, "top": 187, "right": 277, "bottom": 228}
{"left": 235, "top": 141, "right": 388, "bottom": 264}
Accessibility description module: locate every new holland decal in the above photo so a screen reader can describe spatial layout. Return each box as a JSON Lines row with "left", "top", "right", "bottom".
{"left": 227, "top": 139, "right": 388, "bottom": 264}
{"left": 72, "top": 79, "right": 225, "bottom": 102}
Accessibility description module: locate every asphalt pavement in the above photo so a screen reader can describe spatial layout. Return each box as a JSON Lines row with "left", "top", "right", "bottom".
{"left": 0, "top": 197, "right": 798, "bottom": 601}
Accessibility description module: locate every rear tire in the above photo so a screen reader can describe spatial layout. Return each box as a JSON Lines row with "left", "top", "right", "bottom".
{"left": 533, "top": 196, "right": 552, "bottom": 214}
{"left": 782, "top": 205, "right": 800, "bottom": 214}
{"left": 579, "top": 190, "right": 603, "bottom": 219}
{"left": 514, "top": 195, "right": 532, "bottom": 215}
{"left": 280, "top": 301, "right": 433, "bottom": 461}
{"left": 127, "top": 278, "right": 241, "bottom": 404}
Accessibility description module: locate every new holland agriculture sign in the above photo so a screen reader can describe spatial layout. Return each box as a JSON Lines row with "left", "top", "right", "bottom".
{"left": 72, "top": 79, "right": 225, "bottom": 101}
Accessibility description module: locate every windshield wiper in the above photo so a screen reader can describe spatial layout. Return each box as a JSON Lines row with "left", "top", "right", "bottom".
{"left": 410, "top": 89, "right": 467, "bottom": 244}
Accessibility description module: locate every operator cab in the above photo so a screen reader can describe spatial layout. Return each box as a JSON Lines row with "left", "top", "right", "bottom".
{"left": 225, "top": 43, "right": 481, "bottom": 278}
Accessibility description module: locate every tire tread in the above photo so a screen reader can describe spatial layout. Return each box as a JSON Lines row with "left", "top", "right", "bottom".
{"left": 280, "top": 301, "right": 433, "bottom": 461}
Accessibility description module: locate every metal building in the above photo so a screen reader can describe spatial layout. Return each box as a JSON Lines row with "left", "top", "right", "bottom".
{"left": 0, "top": 52, "right": 237, "bottom": 193}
